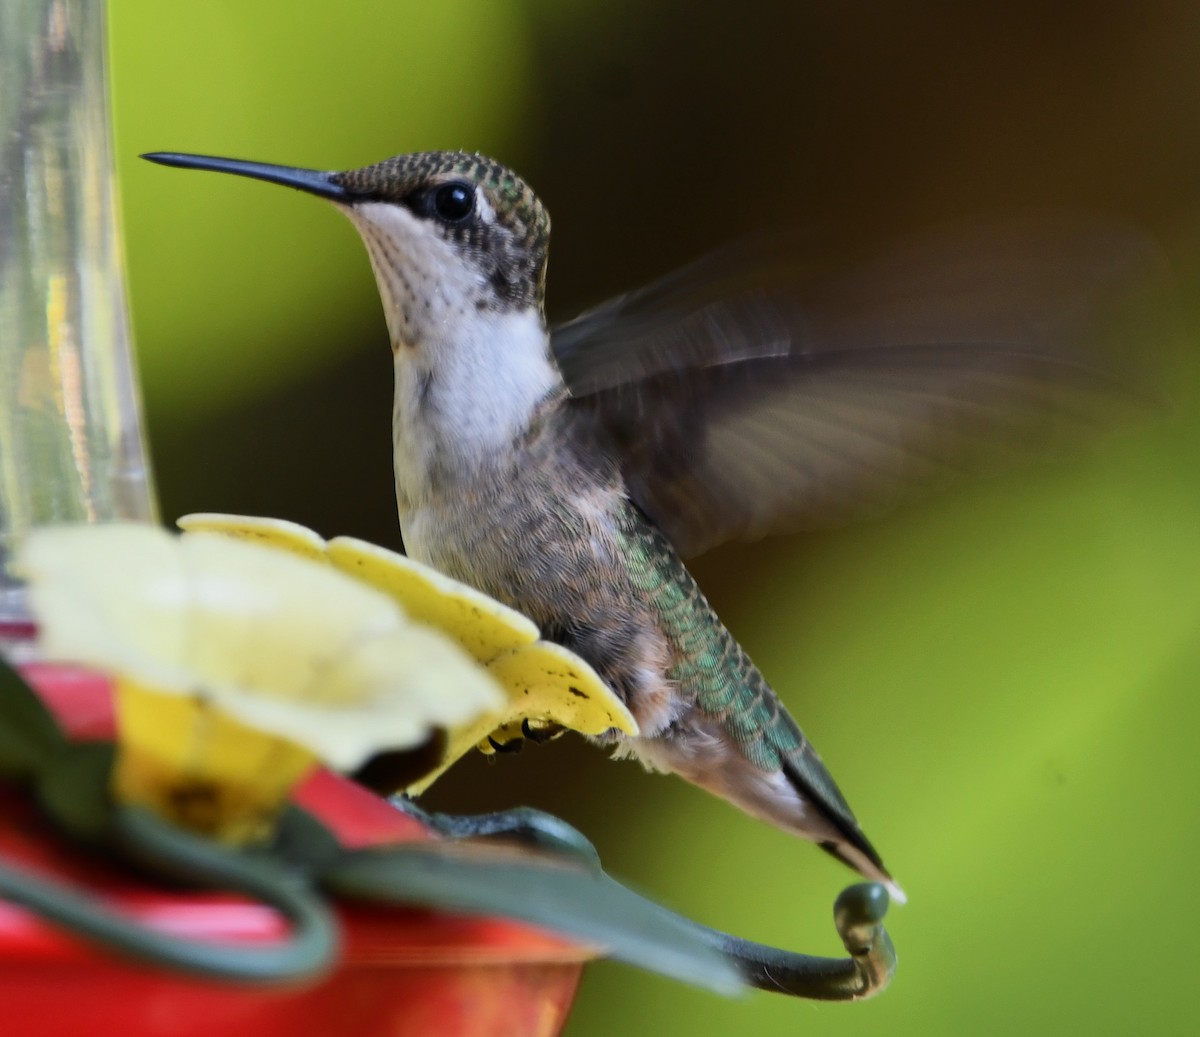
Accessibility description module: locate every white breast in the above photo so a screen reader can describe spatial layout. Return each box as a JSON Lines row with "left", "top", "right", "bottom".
{"left": 336, "top": 200, "right": 561, "bottom": 510}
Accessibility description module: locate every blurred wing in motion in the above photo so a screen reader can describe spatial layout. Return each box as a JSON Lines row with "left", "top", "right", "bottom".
{"left": 554, "top": 218, "right": 1160, "bottom": 557}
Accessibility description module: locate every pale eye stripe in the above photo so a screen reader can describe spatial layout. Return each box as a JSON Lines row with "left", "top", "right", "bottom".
{"left": 472, "top": 188, "right": 496, "bottom": 224}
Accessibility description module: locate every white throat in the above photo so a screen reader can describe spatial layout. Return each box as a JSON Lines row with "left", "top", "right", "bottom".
{"left": 339, "top": 201, "right": 561, "bottom": 510}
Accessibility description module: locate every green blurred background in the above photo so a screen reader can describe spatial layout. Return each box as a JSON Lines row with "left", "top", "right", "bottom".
{"left": 109, "top": 2, "right": 1200, "bottom": 1034}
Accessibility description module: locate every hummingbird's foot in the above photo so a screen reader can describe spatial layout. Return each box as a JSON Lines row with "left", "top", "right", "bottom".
{"left": 389, "top": 797, "right": 601, "bottom": 869}
{"left": 483, "top": 720, "right": 563, "bottom": 755}
{"left": 694, "top": 882, "right": 896, "bottom": 1001}
{"left": 521, "top": 718, "right": 565, "bottom": 744}
{"left": 486, "top": 734, "right": 524, "bottom": 754}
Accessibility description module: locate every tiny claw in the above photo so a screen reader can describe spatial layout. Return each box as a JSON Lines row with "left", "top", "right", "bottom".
{"left": 521, "top": 718, "right": 564, "bottom": 744}
{"left": 487, "top": 735, "right": 524, "bottom": 754}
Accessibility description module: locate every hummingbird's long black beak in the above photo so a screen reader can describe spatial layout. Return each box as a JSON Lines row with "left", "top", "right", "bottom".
{"left": 141, "top": 152, "right": 349, "bottom": 202}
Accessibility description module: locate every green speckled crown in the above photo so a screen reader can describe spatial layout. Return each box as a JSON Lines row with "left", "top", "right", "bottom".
{"left": 333, "top": 151, "right": 551, "bottom": 311}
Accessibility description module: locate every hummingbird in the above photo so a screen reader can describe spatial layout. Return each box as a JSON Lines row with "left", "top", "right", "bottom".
{"left": 144, "top": 148, "right": 1138, "bottom": 901}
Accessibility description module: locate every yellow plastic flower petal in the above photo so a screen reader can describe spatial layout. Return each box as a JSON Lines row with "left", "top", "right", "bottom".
{"left": 21, "top": 523, "right": 505, "bottom": 841}
{"left": 487, "top": 641, "right": 635, "bottom": 735}
{"left": 177, "top": 512, "right": 327, "bottom": 561}
{"left": 178, "top": 514, "right": 542, "bottom": 662}
{"left": 326, "top": 536, "right": 538, "bottom": 663}
{"left": 222, "top": 621, "right": 497, "bottom": 771}
{"left": 22, "top": 524, "right": 191, "bottom": 690}
{"left": 114, "top": 677, "right": 318, "bottom": 844}
{"left": 178, "top": 532, "right": 406, "bottom": 704}
{"left": 175, "top": 514, "right": 640, "bottom": 793}
{"left": 407, "top": 640, "right": 638, "bottom": 794}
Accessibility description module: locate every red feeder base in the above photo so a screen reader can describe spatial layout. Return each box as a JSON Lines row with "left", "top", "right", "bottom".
{"left": 0, "top": 664, "right": 592, "bottom": 1037}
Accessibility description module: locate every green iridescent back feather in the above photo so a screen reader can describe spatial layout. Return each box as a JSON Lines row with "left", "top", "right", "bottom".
{"left": 614, "top": 503, "right": 862, "bottom": 831}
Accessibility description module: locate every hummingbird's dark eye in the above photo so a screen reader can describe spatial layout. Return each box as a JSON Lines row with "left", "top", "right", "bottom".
{"left": 432, "top": 181, "right": 475, "bottom": 223}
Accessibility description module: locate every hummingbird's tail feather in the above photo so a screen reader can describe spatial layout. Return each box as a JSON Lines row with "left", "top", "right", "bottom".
{"left": 818, "top": 840, "right": 907, "bottom": 905}
{"left": 780, "top": 755, "right": 906, "bottom": 903}
{"left": 633, "top": 727, "right": 905, "bottom": 902}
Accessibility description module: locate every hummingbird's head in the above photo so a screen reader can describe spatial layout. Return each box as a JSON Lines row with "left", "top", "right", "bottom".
{"left": 145, "top": 149, "right": 563, "bottom": 489}
{"left": 142, "top": 149, "right": 552, "bottom": 342}
{"left": 331, "top": 151, "right": 551, "bottom": 319}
